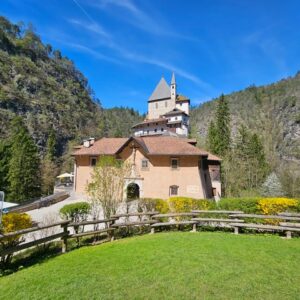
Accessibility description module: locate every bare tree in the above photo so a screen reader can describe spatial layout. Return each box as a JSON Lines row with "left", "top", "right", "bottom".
{"left": 86, "top": 156, "right": 130, "bottom": 225}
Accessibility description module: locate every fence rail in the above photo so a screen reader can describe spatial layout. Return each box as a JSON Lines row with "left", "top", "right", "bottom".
{"left": 1, "top": 210, "right": 300, "bottom": 262}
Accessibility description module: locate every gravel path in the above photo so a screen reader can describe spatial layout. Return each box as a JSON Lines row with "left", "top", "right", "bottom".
{"left": 27, "top": 191, "right": 88, "bottom": 224}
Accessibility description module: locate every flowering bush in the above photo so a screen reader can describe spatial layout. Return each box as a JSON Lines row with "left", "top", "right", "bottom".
{"left": 257, "top": 198, "right": 298, "bottom": 215}
{"left": 168, "top": 197, "right": 215, "bottom": 213}
{"left": 1, "top": 213, "right": 32, "bottom": 267}
{"left": 138, "top": 197, "right": 215, "bottom": 214}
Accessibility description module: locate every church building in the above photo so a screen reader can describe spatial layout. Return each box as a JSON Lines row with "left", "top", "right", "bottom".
{"left": 132, "top": 73, "right": 190, "bottom": 137}
{"left": 73, "top": 74, "right": 222, "bottom": 200}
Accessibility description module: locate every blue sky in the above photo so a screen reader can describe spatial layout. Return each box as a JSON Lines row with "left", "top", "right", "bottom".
{"left": 1, "top": 0, "right": 300, "bottom": 113}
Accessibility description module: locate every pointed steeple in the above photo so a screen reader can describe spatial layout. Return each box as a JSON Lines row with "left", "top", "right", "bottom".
{"left": 170, "top": 72, "right": 176, "bottom": 101}
{"left": 171, "top": 72, "right": 176, "bottom": 85}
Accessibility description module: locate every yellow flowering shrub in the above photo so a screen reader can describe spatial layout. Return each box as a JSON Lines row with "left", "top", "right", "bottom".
{"left": 2, "top": 213, "right": 32, "bottom": 234}
{"left": 168, "top": 197, "right": 215, "bottom": 213}
{"left": 1, "top": 213, "right": 32, "bottom": 266}
{"left": 257, "top": 198, "right": 298, "bottom": 215}
{"left": 155, "top": 199, "right": 169, "bottom": 214}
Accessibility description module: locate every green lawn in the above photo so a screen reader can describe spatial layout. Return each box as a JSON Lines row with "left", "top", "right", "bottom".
{"left": 1, "top": 232, "right": 300, "bottom": 300}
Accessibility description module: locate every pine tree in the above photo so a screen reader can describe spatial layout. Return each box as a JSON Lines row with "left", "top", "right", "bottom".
{"left": 207, "top": 121, "right": 218, "bottom": 153}
{"left": 7, "top": 117, "right": 41, "bottom": 202}
{"left": 0, "top": 139, "right": 11, "bottom": 195}
{"left": 222, "top": 125, "right": 269, "bottom": 196}
{"left": 46, "top": 129, "right": 56, "bottom": 161}
{"left": 41, "top": 129, "right": 58, "bottom": 195}
{"left": 216, "top": 94, "right": 231, "bottom": 156}
{"left": 208, "top": 94, "right": 231, "bottom": 156}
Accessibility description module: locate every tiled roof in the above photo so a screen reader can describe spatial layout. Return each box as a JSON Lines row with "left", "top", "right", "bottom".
{"left": 132, "top": 118, "right": 167, "bottom": 128}
{"left": 136, "top": 136, "right": 208, "bottom": 156}
{"left": 163, "top": 108, "right": 187, "bottom": 116}
{"left": 207, "top": 153, "right": 222, "bottom": 161}
{"left": 73, "top": 136, "right": 208, "bottom": 157}
{"left": 176, "top": 94, "right": 190, "bottom": 102}
{"left": 73, "top": 138, "right": 129, "bottom": 156}
{"left": 148, "top": 77, "right": 170, "bottom": 101}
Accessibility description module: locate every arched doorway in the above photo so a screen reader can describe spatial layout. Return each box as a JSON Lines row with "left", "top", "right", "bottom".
{"left": 126, "top": 183, "right": 140, "bottom": 200}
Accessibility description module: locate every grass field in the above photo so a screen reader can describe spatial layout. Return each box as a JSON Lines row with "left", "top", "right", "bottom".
{"left": 0, "top": 232, "right": 300, "bottom": 299}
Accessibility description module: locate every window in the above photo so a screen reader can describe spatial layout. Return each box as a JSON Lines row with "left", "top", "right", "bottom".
{"left": 141, "top": 159, "right": 149, "bottom": 169}
{"left": 90, "top": 157, "right": 97, "bottom": 167}
{"left": 165, "top": 101, "right": 168, "bottom": 107}
{"left": 161, "top": 128, "right": 164, "bottom": 132}
{"left": 180, "top": 103, "right": 182, "bottom": 106}
{"left": 154, "top": 129, "right": 157, "bottom": 132}
{"left": 170, "top": 185, "right": 178, "bottom": 196}
{"left": 171, "top": 158, "right": 179, "bottom": 169}
{"left": 155, "top": 103, "right": 158, "bottom": 109}
{"left": 175, "top": 117, "right": 178, "bottom": 120}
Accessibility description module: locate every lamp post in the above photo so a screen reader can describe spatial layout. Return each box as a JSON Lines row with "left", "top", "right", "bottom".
{"left": 0, "top": 191, "right": 4, "bottom": 227}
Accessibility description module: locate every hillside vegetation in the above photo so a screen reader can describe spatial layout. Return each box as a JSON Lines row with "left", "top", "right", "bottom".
{"left": 191, "top": 76, "right": 300, "bottom": 171}
{"left": 0, "top": 17, "right": 142, "bottom": 156}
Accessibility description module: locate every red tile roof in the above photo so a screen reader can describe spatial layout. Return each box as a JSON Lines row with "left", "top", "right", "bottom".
{"left": 135, "top": 136, "right": 208, "bottom": 156}
{"left": 73, "top": 136, "right": 210, "bottom": 157}
{"left": 73, "top": 137, "right": 129, "bottom": 156}
{"left": 132, "top": 118, "right": 167, "bottom": 129}
{"left": 207, "top": 153, "right": 222, "bottom": 161}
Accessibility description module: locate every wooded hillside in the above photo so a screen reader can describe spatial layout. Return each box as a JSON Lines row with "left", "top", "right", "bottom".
{"left": 0, "top": 17, "right": 143, "bottom": 157}
{"left": 191, "top": 75, "right": 300, "bottom": 170}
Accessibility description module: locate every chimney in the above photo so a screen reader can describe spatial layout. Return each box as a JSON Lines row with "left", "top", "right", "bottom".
{"left": 89, "top": 137, "right": 95, "bottom": 145}
{"left": 83, "top": 140, "right": 90, "bottom": 148}
{"left": 83, "top": 137, "right": 95, "bottom": 148}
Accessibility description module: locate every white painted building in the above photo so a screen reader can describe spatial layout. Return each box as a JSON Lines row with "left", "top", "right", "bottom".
{"left": 132, "top": 73, "right": 190, "bottom": 138}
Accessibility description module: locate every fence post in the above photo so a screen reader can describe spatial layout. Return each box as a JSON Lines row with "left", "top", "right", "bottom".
{"left": 61, "top": 222, "right": 69, "bottom": 253}
{"left": 191, "top": 223, "right": 197, "bottom": 232}
{"left": 286, "top": 231, "right": 292, "bottom": 239}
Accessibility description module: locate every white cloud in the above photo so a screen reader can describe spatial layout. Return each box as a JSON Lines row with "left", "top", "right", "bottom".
{"left": 69, "top": 0, "right": 214, "bottom": 92}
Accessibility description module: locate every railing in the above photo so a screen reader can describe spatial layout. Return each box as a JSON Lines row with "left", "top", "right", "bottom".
{"left": 1, "top": 210, "right": 300, "bottom": 266}
{"left": 7, "top": 192, "right": 70, "bottom": 213}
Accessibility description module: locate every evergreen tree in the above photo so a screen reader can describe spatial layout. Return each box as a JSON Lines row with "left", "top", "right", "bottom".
{"left": 207, "top": 121, "right": 218, "bottom": 153}
{"left": 208, "top": 94, "right": 231, "bottom": 156}
{"left": 41, "top": 129, "right": 58, "bottom": 195}
{"left": 216, "top": 94, "right": 231, "bottom": 155}
{"left": 46, "top": 129, "right": 56, "bottom": 161}
{"left": 222, "top": 125, "right": 269, "bottom": 196}
{"left": 261, "top": 172, "right": 285, "bottom": 197}
{"left": 0, "top": 139, "right": 11, "bottom": 195}
{"left": 7, "top": 117, "right": 41, "bottom": 202}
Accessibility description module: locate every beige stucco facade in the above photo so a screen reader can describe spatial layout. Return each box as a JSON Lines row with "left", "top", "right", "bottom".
{"left": 74, "top": 141, "right": 219, "bottom": 199}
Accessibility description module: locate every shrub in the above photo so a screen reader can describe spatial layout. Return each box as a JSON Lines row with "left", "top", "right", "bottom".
{"left": 138, "top": 197, "right": 215, "bottom": 214}
{"left": 217, "top": 197, "right": 259, "bottom": 213}
{"left": 138, "top": 198, "right": 167, "bottom": 213}
{"left": 168, "top": 197, "right": 215, "bottom": 213}
{"left": 59, "top": 202, "right": 91, "bottom": 223}
{"left": 0, "top": 213, "right": 32, "bottom": 267}
{"left": 257, "top": 198, "right": 299, "bottom": 215}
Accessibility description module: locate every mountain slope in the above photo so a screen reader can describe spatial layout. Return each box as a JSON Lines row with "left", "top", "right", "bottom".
{"left": 0, "top": 17, "right": 143, "bottom": 156}
{"left": 191, "top": 74, "right": 300, "bottom": 168}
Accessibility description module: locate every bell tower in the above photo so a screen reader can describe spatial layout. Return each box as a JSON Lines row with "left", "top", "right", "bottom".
{"left": 170, "top": 72, "right": 176, "bottom": 102}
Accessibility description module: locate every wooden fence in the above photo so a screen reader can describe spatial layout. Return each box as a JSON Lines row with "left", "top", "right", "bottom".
{"left": 1, "top": 211, "right": 300, "bottom": 261}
